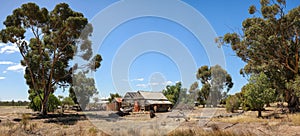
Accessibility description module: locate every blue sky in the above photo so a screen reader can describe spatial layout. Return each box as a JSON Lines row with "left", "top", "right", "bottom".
{"left": 0, "top": 0, "right": 299, "bottom": 101}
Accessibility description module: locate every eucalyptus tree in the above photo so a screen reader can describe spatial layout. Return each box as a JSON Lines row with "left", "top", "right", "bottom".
{"left": 218, "top": 0, "right": 300, "bottom": 110}
{"left": 243, "top": 72, "right": 276, "bottom": 117}
{"left": 196, "top": 65, "right": 233, "bottom": 107}
{"left": 0, "top": 3, "right": 101, "bottom": 115}
{"left": 163, "top": 82, "right": 182, "bottom": 105}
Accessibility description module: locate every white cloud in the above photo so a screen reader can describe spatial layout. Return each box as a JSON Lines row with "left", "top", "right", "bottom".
{"left": 131, "top": 78, "right": 144, "bottom": 82}
{"left": 0, "top": 61, "right": 15, "bottom": 65}
{"left": 136, "top": 84, "right": 148, "bottom": 88}
{"left": 2, "top": 71, "right": 7, "bottom": 74}
{"left": 0, "top": 43, "right": 19, "bottom": 54}
{"left": 0, "top": 77, "right": 5, "bottom": 80}
{"left": 165, "top": 81, "right": 173, "bottom": 85}
{"left": 7, "top": 63, "right": 25, "bottom": 73}
{"left": 135, "top": 80, "right": 177, "bottom": 88}
{"left": 136, "top": 81, "right": 175, "bottom": 88}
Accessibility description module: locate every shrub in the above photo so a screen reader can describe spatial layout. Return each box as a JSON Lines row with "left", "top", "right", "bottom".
{"left": 225, "top": 95, "right": 240, "bottom": 113}
{"left": 88, "top": 127, "right": 98, "bottom": 136}
{"left": 21, "top": 114, "right": 30, "bottom": 130}
{"left": 29, "top": 93, "right": 61, "bottom": 112}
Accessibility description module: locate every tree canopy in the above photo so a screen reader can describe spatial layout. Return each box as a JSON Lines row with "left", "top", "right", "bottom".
{"left": 0, "top": 3, "right": 102, "bottom": 115}
{"left": 162, "top": 82, "right": 182, "bottom": 105}
{"left": 242, "top": 72, "right": 276, "bottom": 117}
{"left": 108, "top": 93, "right": 121, "bottom": 103}
{"left": 218, "top": 0, "right": 300, "bottom": 110}
{"left": 225, "top": 95, "right": 241, "bottom": 113}
{"left": 69, "top": 72, "right": 98, "bottom": 110}
{"left": 189, "top": 81, "right": 200, "bottom": 103}
{"left": 196, "top": 65, "right": 233, "bottom": 107}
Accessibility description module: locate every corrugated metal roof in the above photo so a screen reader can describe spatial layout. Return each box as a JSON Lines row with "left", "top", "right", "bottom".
{"left": 123, "top": 92, "right": 143, "bottom": 99}
{"left": 138, "top": 91, "right": 168, "bottom": 100}
{"left": 145, "top": 100, "right": 172, "bottom": 105}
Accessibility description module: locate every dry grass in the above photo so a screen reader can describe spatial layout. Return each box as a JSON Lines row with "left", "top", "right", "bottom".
{"left": 213, "top": 113, "right": 300, "bottom": 126}
{"left": 0, "top": 119, "right": 109, "bottom": 136}
{"left": 0, "top": 109, "right": 109, "bottom": 136}
{"left": 168, "top": 127, "right": 252, "bottom": 136}
{"left": 289, "top": 113, "right": 300, "bottom": 126}
{"left": 2, "top": 106, "right": 300, "bottom": 136}
{"left": 88, "top": 127, "right": 99, "bottom": 136}
{"left": 213, "top": 115, "right": 268, "bottom": 124}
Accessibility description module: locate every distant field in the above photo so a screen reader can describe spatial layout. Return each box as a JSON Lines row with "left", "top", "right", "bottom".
{"left": 0, "top": 106, "right": 33, "bottom": 115}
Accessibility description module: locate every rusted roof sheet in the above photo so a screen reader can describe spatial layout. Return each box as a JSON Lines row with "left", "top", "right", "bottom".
{"left": 114, "top": 97, "right": 122, "bottom": 103}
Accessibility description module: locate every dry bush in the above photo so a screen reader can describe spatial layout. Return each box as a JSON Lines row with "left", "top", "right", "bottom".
{"left": 63, "top": 125, "right": 69, "bottom": 129}
{"left": 21, "top": 113, "right": 30, "bottom": 130}
{"left": 88, "top": 127, "right": 98, "bottom": 136}
{"left": 168, "top": 128, "right": 195, "bottom": 136}
{"left": 29, "top": 123, "right": 37, "bottom": 132}
{"left": 209, "top": 123, "right": 220, "bottom": 131}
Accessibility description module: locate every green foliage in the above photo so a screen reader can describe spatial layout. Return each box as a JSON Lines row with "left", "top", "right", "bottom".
{"left": 28, "top": 89, "right": 41, "bottom": 111}
{"left": 225, "top": 95, "right": 241, "bottom": 113}
{"left": 234, "top": 92, "right": 250, "bottom": 111}
{"left": 196, "top": 65, "right": 233, "bottom": 107}
{"left": 0, "top": 2, "right": 102, "bottom": 115}
{"left": 286, "top": 76, "right": 300, "bottom": 98}
{"left": 177, "top": 88, "right": 194, "bottom": 107}
{"left": 189, "top": 82, "right": 200, "bottom": 106}
{"left": 243, "top": 72, "right": 276, "bottom": 117}
{"left": 61, "top": 96, "right": 75, "bottom": 106}
{"left": 218, "top": 0, "right": 300, "bottom": 109}
{"left": 163, "top": 82, "right": 182, "bottom": 105}
{"left": 29, "top": 93, "right": 61, "bottom": 112}
{"left": 108, "top": 93, "right": 121, "bottom": 103}
{"left": 69, "top": 72, "right": 98, "bottom": 110}
{"left": 198, "top": 83, "right": 210, "bottom": 107}
{"left": 189, "top": 81, "right": 199, "bottom": 94}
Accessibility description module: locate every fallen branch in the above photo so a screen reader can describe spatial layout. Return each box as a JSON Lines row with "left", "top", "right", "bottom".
{"left": 223, "top": 122, "right": 238, "bottom": 129}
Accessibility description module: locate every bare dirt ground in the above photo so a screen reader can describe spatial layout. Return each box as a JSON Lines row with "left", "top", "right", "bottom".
{"left": 1, "top": 106, "right": 300, "bottom": 136}
{"left": 0, "top": 106, "right": 108, "bottom": 136}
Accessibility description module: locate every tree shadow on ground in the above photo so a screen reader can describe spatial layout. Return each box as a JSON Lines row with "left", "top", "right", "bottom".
{"left": 85, "top": 112, "right": 125, "bottom": 122}
{"left": 30, "top": 113, "right": 87, "bottom": 125}
{"left": 12, "top": 111, "right": 126, "bottom": 125}
{"left": 262, "top": 112, "right": 285, "bottom": 119}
